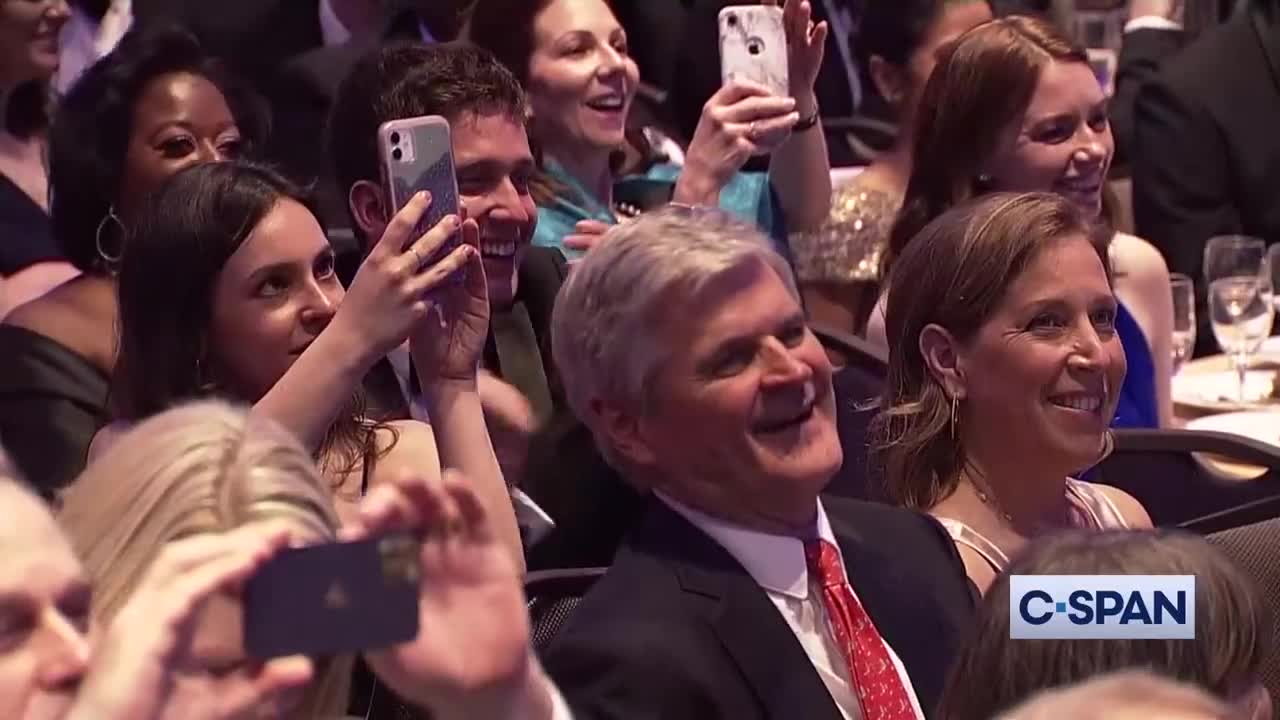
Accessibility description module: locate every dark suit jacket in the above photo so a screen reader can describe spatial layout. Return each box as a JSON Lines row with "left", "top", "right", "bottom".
{"left": 545, "top": 496, "right": 975, "bottom": 719}
{"left": 1111, "top": 28, "right": 1188, "bottom": 168}
{"left": 362, "top": 246, "right": 570, "bottom": 421}
{"left": 146, "top": 0, "right": 323, "bottom": 85}
{"left": 1133, "top": 5, "right": 1280, "bottom": 354}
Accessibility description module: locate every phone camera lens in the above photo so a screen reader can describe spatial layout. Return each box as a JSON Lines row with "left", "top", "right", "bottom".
{"left": 726, "top": 13, "right": 737, "bottom": 26}
{"left": 391, "top": 147, "right": 403, "bottom": 161}
{"left": 390, "top": 132, "right": 401, "bottom": 144}
{"left": 748, "top": 38, "right": 762, "bottom": 55}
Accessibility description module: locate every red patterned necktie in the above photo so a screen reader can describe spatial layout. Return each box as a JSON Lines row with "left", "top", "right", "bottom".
{"left": 804, "top": 539, "right": 916, "bottom": 720}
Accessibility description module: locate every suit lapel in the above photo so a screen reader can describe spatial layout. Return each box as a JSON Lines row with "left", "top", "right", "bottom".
{"left": 642, "top": 502, "right": 845, "bottom": 720}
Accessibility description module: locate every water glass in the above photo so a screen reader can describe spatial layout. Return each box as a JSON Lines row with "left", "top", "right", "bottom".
{"left": 1169, "top": 274, "right": 1195, "bottom": 375}
{"left": 1208, "top": 275, "right": 1275, "bottom": 401}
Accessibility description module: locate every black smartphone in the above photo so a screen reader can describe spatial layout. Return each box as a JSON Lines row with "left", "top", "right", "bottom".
{"left": 243, "top": 533, "right": 420, "bottom": 659}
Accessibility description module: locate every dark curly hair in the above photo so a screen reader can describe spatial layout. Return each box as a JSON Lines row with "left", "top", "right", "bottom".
{"left": 48, "top": 24, "right": 267, "bottom": 273}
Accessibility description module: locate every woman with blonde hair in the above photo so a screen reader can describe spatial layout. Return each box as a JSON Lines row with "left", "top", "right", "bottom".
{"left": 60, "top": 400, "right": 354, "bottom": 716}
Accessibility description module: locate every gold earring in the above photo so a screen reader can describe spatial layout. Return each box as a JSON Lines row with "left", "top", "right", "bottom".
{"left": 950, "top": 394, "right": 959, "bottom": 441}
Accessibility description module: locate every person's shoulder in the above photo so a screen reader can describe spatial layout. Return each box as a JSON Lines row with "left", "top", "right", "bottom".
{"left": 824, "top": 497, "right": 954, "bottom": 553}
{"left": 1152, "top": 15, "right": 1255, "bottom": 95}
{"left": 1112, "top": 232, "right": 1171, "bottom": 285}
{"left": 1089, "top": 482, "right": 1154, "bottom": 529}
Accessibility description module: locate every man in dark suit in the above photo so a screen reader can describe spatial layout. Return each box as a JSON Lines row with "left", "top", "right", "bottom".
{"left": 541, "top": 208, "right": 975, "bottom": 718}
{"left": 328, "top": 42, "right": 566, "bottom": 425}
{"left": 1133, "top": 0, "right": 1280, "bottom": 354}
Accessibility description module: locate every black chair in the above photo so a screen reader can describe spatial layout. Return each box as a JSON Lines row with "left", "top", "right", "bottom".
{"left": 1206, "top": 517, "right": 1280, "bottom": 706}
{"left": 1095, "top": 428, "right": 1280, "bottom": 527}
{"left": 809, "top": 323, "right": 888, "bottom": 501}
{"left": 526, "top": 567, "right": 608, "bottom": 653}
{"left": 809, "top": 322, "right": 889, "bottom": 382}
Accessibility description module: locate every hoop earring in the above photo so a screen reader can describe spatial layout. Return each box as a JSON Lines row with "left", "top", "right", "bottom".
{"left": 95, "top": 206, "right": 125, "bottom": 268}
{"left": 976, "top": 174, "right": 993, "bottom": 186}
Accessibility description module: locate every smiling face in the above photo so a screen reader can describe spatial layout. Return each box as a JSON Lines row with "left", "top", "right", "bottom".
{"left": 0, "top": 482, "right": 90, "bottom": 720}
{"left": 207, "top": 199, "right": 343, "bottom": 403}
{"left": 0, "top": 0, "right": 68, "bottom": 91}
{"left": 984, "top": 59, "right": 1113, "bottom": 217}
{"left": 952, "top": 233, "right": 1125, "bottom": 475}
{"left": 117, "top": 72, "right": 244, "bottom": 225}
{"left": 452, "top": 112, "right": 538, "bottom": 309}
{"left": 526, "top": 0, "right": 639, "bottom": 157}
{"left": 628, "top": 258, "right": 842, "bottom": 529}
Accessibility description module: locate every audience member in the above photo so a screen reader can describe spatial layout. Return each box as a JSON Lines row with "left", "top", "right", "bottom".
{"left": 874, "top": 193, "right": 1152, "bottom": 593}
{"left": 468, "top": 0, "right": 832, "bottom": 260}
{"left": 791, "top": 0, "right": 992, "bottom": 335}
{"left": 0, "top": 0, "right": 77, "bottom": 318}
{"left": 1133, "top": 0, "right": 1280, "bottom": 356}
{"left": 268, "top": 1, "right": 478, "bottom": 226}
{"left": 670, "top": 0, "right": 869, "bottom": 167}
{"left": 875, "top": 14, "right": 1174, "bottom": 429}
{"left": 0, "top": 26, "right": 258, "bottom": 496}
{"left": 110, "top": 161, "right": 522, "bottom": 564}
{"left": 541, "top": 207, "right": 974, "bottom": 717}
{"left": 0, "top": 444, "right": 313, "bottom": 719}
{"left": 937, "top": 530, "right": 1272, "bottom": 719}
{"left": 328, "top": 42, "right": 564, "bottom": 428}
{"left": 60, "top": 401, "right": 568, "bottom": 719}
{"left": 997, "top": 670, "right": 1240, "bottom": 720}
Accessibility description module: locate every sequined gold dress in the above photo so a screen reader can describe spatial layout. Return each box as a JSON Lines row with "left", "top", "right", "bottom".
{"left": 791, "top": 179, "right": 902, "bottom": 285}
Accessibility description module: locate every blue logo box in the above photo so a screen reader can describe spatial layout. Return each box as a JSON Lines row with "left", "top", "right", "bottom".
{"left": 1010, "top": 575, "right": 1196, "bottom": 640}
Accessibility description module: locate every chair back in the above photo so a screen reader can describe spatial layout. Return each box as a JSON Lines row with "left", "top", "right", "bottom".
{"left": 1206, "top": 518, "right": 1280, "bottom": 707}
{"left": 1095, "top": 429, "right": 1280, "bottom": 527}
{"left": 526, "top": 567, "right": 608, "bottom": 652}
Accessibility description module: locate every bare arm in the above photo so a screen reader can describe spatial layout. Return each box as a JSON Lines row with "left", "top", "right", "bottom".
{"left": 768, "top": 90, "right": 831, "bottom": 232}
{"left": 1112, "top": 232, "right": 1174, "bottom": 427}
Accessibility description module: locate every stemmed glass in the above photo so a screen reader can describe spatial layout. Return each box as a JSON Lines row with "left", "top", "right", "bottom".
{"left": 1169, "top": 274, "right": 1195, "bottom": 375}
{"left": 1204, "top": 236, "right": 1274, "bottom": 402}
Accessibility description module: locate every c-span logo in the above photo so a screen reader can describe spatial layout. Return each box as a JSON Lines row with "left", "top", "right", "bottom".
{"left": 1010, "top": 575, "right": 1195, "bottom": 640}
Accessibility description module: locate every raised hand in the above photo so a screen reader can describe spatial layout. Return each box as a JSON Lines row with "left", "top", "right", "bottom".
{"left": 409, "top": 218, "right": 488, "bottom": 389}
{"left": 331, "top": 191, "right": 476, "bottom": 364}
{"left": 344, "top": 470, "right": 548, "bottom": 719}
{"left": 68, "top": 527, "right": 312, "bottom": 720}
{"left": 675, "top": 81, "right": 799, "bottom": 205}
{"left": 765, "top": 0, "right": 828, "bottom": 100}
{"left": 563, "top": 219, "right": 612, "bottom": 255}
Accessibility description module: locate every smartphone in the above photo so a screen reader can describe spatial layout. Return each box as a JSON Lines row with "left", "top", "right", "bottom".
{"left": 718, "top": 5, "right": 789, "bottom": 97}
{"left": 377, "top": 115, "right": 463, "bottom": 277}
{"left": 243, "top": 533, "right": 420, "bottom": 659}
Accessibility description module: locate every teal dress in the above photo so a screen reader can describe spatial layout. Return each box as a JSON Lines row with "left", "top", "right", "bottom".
{"left": 533, "top": 158, "right": 790, "bottom": 260}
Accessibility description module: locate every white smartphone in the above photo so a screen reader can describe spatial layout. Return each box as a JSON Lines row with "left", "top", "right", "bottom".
{"left": 377, "top": 115, "right": 462, "bottom": 272}
{"left": 718, "top": 5, "right": 789, "bottom": 97}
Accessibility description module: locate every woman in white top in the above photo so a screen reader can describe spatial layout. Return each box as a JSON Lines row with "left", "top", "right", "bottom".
{"left": 872, "top": 192, "right": 1152, "bottom": 594}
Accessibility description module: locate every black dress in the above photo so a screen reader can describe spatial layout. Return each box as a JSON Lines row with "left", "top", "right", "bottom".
{"left": 0, "top": 325, "right": 109, "bottom": 498}
{"left": 0, "top": 172, "right": 63, "bottom": 276}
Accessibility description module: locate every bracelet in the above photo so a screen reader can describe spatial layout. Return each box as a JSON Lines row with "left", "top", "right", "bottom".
{"left": 794, "top": 109, "right": 820, "bottom": 132}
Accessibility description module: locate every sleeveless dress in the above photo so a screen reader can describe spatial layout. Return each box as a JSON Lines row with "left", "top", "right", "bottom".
{"left": 935, "top": 479, "right": 1130, "bottom": 572}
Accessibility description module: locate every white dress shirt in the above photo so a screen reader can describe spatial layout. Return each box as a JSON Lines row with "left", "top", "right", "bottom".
{"left": 656, "top": 492, "right": 925, "bottom": 720}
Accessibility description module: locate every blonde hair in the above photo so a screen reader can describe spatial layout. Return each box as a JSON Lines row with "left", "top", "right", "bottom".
{"left": 58, "top": 400, "right": 350, "bottom": 717}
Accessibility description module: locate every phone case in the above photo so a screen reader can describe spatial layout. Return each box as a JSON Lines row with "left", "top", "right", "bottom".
{"left": 377, "top": 116, "right": 462, "bottom": 271}
{"left": 243, "top": 534, "right": 420, "bottom": 659}
{"left": 718, "top": 5, "right": 789, "bottom": 97}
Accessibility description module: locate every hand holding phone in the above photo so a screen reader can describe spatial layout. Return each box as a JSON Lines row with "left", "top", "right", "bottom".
{"left": 243, "top": 532, "right": 421, "bottom": 659}
{"left": 379, "top": 116, "right": 464, "bottom": 282}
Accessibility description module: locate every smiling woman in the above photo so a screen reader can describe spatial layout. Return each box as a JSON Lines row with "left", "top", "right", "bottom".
{"left": 874, "top": 192, "right": 1152, "bottom": 594}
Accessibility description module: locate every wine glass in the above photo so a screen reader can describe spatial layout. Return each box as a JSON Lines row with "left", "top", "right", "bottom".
{"left": 1169, "top": 274, "right": 1195, "bottom": 375}
{"left": 1269, "top": 244, "right": 1280, "bottom": 313}
{"left": 1204, "top": 236, "right": 1274, "bottom": 401}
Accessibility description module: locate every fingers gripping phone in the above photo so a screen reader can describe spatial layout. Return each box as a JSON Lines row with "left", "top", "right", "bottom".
{"left": 718, "top": 5, "right": 789, "bottom": 97}
{"left": 378, "top": 115, "right": 463, "bottom": 280}
{"left": 243, "top": 533, "right": 420, "bottom": 658}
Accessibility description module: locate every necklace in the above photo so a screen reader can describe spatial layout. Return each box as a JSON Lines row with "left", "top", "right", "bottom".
{"left": 962, "top": 469, "right": 1015, "bottom": 525}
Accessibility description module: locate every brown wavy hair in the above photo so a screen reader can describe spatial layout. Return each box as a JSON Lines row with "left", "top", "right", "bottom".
{"left": 884, "top": 15, "right": 1093, "bottom": 279}
{"left": 871, "top": 192, "right": 1111, "bottom": 509}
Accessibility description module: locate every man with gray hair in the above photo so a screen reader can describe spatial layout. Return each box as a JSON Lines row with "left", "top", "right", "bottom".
{"left": 542, "top": 207, "right": 975, "bottom": 720}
